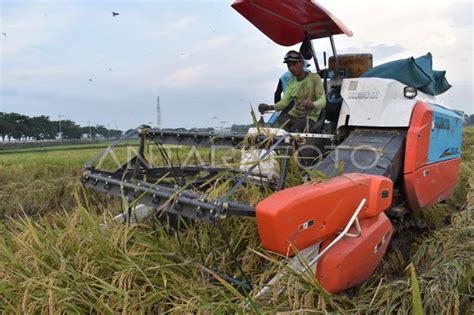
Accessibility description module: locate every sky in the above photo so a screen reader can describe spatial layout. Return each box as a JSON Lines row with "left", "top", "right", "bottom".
{"left": 0, "top": 0, "right": 473, "bottom": 131}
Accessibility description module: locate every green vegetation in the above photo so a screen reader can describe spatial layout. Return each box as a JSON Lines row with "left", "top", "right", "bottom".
{"left": 0, "top": 128, "right": 472, "bottom": 313}
{"left": 464, "top": 114, "right": 474, "bottom": 125}
{"left": 0, "top": 112, "right": 123, "bottom": 141}
{"left": 0, "top": 141, "right": 119, "bottom": 155}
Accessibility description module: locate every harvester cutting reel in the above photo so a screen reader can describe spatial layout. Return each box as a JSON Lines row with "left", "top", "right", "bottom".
{"left": 82, "top": 126, "right": 393, "bottom": 296}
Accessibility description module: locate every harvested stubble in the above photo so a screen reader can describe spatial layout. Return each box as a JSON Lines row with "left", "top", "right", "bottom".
{"left": 0, "top": 128, "right": 473, "bottom": 313}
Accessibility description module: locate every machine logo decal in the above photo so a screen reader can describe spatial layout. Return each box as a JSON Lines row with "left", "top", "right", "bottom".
{"left": 299, "top": 219, "right": 314, "bottom": 231}
{"left": 347, "top": 91, "right": 379, "bottom": 100}
{"left": 439, "top": 147, "right": 460, "bottom": 158}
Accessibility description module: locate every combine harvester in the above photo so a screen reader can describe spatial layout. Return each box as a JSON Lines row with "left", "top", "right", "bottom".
{"left": 82, "top": 0, "right": 463, "bottom": 294}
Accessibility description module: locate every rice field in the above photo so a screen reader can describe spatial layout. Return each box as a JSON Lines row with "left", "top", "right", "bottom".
{"left": 0, "top": 128, "right": 472, "bottom": 313}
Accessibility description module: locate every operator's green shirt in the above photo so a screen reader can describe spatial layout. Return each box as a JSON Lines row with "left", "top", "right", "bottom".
{"left": 274, "top": 72, "right": 326, "bottom": 122}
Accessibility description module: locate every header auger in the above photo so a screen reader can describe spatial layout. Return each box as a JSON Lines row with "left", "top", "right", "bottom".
{"left": 82, "top": 0, "right": 463, "bottom": 296}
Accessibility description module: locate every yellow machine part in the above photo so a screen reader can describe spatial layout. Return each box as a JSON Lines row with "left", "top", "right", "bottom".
{"left": 329, "top": 54, "right": 373, "bottom": 78}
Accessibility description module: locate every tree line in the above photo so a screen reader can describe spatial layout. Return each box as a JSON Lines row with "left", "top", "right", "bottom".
{"left": 465, "top": 114, "right": 474, "bottom": 125}
{"left": 0, "top": 112, "right": 123, "bottom": 142}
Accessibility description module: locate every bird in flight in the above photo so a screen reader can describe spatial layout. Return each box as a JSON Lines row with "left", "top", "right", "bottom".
{"left": 89, "top": 78, "right": 93, "bottom": 82}
{"left": 112, "top": 12, "right": 119, "bottom": 17}
{"left": 2, "top": 32, "right": 7, "bottom": 37}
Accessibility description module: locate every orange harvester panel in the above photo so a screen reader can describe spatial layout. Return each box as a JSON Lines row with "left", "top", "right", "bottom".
{"left": 404, "top": 158, "right": 461, "bottom": 212}
{"left": 256, "top": 173, "right": 393, "bottom": 256}
{"left": 404, "top": 101, "right": 432, "bottom": 173}
{"left": 316, "top": 212, "right": 393, "bottom": 293}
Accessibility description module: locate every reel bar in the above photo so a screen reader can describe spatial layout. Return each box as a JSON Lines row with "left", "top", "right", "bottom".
{"left": 145, "top": 129, "right": 278, "bottom": 148}
{"left": 144, "top": 129, "right": 334, "bottom": 148}
{"left": 83, "top": 171, "right": 256, "bottom": 223}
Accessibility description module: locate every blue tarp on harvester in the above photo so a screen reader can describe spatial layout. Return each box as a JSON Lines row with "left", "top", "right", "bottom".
{"left": 360, "top": 52, "right": 451, "bottom": 96}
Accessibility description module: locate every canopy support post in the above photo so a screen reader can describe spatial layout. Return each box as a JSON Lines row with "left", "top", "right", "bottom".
{"left": 329, "top": 35, "right": 339, "bottom": 72}
{"left": 309, "top": 39, "right": 320, "bottom": 72}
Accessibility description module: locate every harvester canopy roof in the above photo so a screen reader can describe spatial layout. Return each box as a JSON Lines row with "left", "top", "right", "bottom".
{"left": 231, "top": 0, "right": 353, "bottom": 46}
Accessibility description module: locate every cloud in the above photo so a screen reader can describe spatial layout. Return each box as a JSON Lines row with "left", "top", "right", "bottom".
{"left": 444, "top": 1, "right": 473, "bottom": 27}
{"left": 0, "top": 3, "right": 77, "bottom": 56}
{"left": 437, "top": 80, "right": 473, "bottom": 114}
{"left": 205, "top": 36, "right": 234, "bottom": 50}
{"left": 1, "top": 0, "right": 472, "bottom": 130}
{"left": 178, "top": 36, "right": 235, "bottom": 60}
{"left": 150, "top": 17, "right": 198, "bottom": 37}
{"left": 366, "top": 44, "right": 406, "bottom": 61}
{"left": 338, "top": 43, "right": 406, "bottom": 64}
{"left": 162, "top": 65, "right": 207, "bottom": 88}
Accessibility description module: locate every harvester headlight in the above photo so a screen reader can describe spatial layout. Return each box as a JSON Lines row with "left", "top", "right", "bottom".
{"left": 404, "top": 86, "right": 417, "bottom": 98}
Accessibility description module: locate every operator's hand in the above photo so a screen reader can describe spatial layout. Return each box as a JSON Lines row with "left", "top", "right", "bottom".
{"left": 258, "top": 103, "right": 274, "bottom": 114}
{"left": 300, "top": 100, "right": 314, "bottom": 110}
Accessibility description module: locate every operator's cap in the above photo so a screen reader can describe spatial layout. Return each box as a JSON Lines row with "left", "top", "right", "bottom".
{"left": 283, "top": 50, "right": 304, "bottom": 63}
